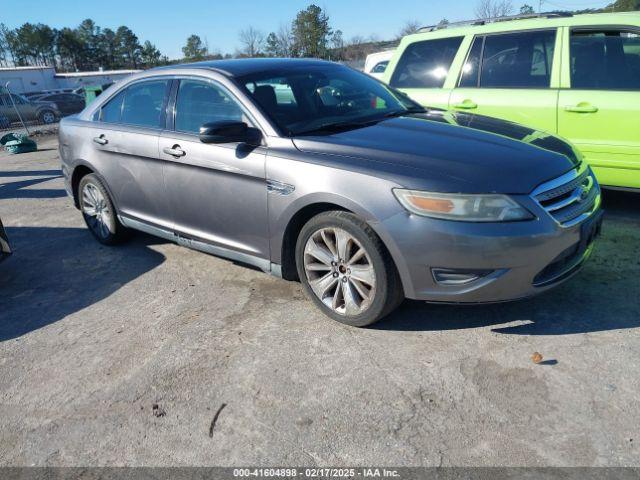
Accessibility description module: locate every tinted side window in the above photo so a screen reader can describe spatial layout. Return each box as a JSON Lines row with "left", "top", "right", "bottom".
{"left": 372, "top": 61, "right": 389, "bottom": 73}
{"left": 175, "top": 80, "right": 245, "bottom": 134}
{"left": 99, "top": 90, "right": 125, "bottom": 123}
{"left": 121, "top": 80, "right": 168, "bottom": 128}
{"left": 11, "top": 94, "right": 27, "bottom": 105}
{"left": 459, "top": 36, "right": 484, "bottom": 87}
{"left": 571, "top": 30, "right": 640, "bottom": 90}
{"left": 390, "top": 37, "right": 464, "bottom": 88}
{"left": 480, "top": 30, "right": 556, "bottom": 88}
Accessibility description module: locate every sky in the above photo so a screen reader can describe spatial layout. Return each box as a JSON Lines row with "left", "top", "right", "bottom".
{"left": 1, "top": 0, "right": 612, "bottom": 59}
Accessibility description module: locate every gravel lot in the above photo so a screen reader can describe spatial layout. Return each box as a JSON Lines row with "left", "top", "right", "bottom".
{"left": 1, "top": 135, "right": 639, "bottom": 467}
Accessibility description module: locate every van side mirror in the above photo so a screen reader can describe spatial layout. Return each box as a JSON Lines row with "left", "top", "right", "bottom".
{"left": 199, "top": 121, "right": 261, "bottom": 145}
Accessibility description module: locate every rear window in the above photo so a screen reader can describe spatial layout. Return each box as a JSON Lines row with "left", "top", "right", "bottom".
{"left": 390, "top": 37, "right": 464, "bottom": 88}
{"left": 570, "top": 30, "right": 640, "bottom": 90}
{"left": 99, "top": 91, "right": 125, "bottom": 123}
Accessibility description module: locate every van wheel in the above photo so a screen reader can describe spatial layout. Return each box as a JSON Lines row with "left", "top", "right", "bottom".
{"left": 296, "top": 211, "right": 403, "bottom": 327}
{"left": 78, "top": 174, "right": 129, "bottom": 245}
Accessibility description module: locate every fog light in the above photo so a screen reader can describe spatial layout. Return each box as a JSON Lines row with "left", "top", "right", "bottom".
{"left": 432, "top": 268, "right": 494, "bottom": 286}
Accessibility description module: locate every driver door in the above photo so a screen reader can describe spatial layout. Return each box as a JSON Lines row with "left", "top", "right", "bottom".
{"left": 159, "top": 78, "right": 270, "bottom": 260}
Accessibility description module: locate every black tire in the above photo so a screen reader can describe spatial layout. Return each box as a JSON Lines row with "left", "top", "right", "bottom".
{"left": 78, "top": 174, "right": 129, "bottom": 245}
{"left": 38, "top": 109, "right": 57, "bottom": 125}
{"left": 295, "top": 211, "right": 404, "bottom": 327}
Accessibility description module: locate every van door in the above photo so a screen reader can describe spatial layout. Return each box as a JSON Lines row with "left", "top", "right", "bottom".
{"left": 449, "top": 29, "right": 560, "bottom": 133}
{"left": 387, "top": 36, "right": 467, "bottom": 109}
{"left": 557, "top": 27, "right": 640, "bottom": 189}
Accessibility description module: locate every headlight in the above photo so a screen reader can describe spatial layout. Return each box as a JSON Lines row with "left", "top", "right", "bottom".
{"left": 393, "top": 189, "right": 534, "bottom": 222}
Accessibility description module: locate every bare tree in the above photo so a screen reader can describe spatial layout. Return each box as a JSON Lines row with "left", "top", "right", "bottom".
{"left": 398, "top": 20, "right": 421, "bottom": 38}
{"left": 474, "top": 0, "right": 514, "bottom": 19}
{"left": 276, "top": 24, "right": 293, "bottom": 56}
{"left": 239, "top": 26, "right": 265, "bottom": 57}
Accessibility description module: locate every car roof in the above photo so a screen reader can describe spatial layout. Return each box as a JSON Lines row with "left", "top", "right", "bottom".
{"left": 155, "top": 58, "right": 337, "bottom": 77}
{"left": 403, "top": 11, "right": 640, "bottom": 42}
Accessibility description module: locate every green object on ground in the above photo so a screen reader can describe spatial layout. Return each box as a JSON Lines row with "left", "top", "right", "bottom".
{"left": 0, "top": 132, "right": 37, "bottom": 154}
{"left": 84, "top": 85, "right": 104, "bottom": 105}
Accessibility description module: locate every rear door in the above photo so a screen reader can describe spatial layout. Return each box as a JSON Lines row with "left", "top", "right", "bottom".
{"left": 557, "top": 27, "right": 640, "bottom": 189}
{"left": 159, "top": 77, "right": 270, "bottom": 259}
{"left": 86, "top": 79, "right": 171, "bottom": 229}
{"left": 388, "top": 36, "right": 466, "bottom": 109}
{"left": 449, "top": 29, "right": 560, "bottom": 133}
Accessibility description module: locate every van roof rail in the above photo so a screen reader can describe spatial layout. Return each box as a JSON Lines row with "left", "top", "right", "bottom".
{"left": 417, "top": 11, "right": 573, "bottom": 33}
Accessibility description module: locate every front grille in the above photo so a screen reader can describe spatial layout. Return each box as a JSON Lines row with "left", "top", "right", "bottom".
{"left": 533, "top": 165, "right": 600, "bottom": 227}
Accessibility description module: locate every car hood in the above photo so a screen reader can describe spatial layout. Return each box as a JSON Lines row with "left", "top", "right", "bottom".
{"left": 292, "top": 110, "right": 581, "bottom": 194}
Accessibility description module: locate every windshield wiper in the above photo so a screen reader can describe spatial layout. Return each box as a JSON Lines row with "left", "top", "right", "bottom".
{"left": 383, "top": 107, "right": 428, "bottom": 118}
{"left": 293, "top": 107, "right": 429, "bottom": 136}
{"left": 294, "top": 119, "right": 378, "bottom": 136}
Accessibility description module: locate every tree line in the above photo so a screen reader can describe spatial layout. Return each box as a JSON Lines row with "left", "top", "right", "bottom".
{"left": 1, "top": 1, "right": 638, "bottom": 72}
{"left": 0, "top": 19, "right": 164, "bottom": 71}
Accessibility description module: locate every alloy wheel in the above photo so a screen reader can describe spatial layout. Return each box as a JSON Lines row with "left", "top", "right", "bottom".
{"left": 303, "top": 227, "right": 377, "bottom": 316}
{"left": 81, "top": 183, "right": 112, "bottom": 240}
{"left": 41, "top": 111, "right": 56, "bottom": 124}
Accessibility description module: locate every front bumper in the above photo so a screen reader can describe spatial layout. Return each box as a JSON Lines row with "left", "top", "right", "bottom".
{"left": 378, "top": 193, "right": 602, "bottom": 303}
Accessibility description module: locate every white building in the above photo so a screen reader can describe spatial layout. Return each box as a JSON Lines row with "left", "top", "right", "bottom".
{"left": 0, "top": 66, "right": 140, "bottom": 94}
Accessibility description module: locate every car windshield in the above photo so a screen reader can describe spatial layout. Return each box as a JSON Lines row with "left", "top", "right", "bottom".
{"left": 238, "top": 64, "right": 423, "bottom": 136}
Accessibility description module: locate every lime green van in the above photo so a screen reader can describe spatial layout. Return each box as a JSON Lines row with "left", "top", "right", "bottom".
{"left": 383, "top": 12, "right": 640, "bottom": 190}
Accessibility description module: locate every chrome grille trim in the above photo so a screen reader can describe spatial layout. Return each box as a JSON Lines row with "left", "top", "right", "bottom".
{"left": 532, "top": 163, "right": 600, "bottom": 228}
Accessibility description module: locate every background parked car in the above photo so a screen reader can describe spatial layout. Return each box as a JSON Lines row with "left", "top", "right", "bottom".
{"left": 0, "top": 217, "right": 11, "bottom": 262}
{"left": 0, "top": 93, "right": 61, "bottom": 125}
{"left": 32, "top": 93, "right": 85, "bottom": 116}
{"left": 364, "top": 50, "right": 394, "bottom": 79}
{"left": 0, "top": 113, "right": 10, "bottom": 129}
{"left": 383, "top": 12, "right": 640, "bottom": 190}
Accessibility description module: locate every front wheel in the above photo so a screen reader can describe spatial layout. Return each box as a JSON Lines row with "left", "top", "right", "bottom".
{"left": 78, "top": 174, "right": 129, "bottom": 245}
{"left": 296, "top": 211, "right": 403, "bottom": 327}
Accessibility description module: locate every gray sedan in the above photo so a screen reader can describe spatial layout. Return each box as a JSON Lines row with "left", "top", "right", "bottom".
{"left": 58, "top": 59, "right": 602, "bottom": 326}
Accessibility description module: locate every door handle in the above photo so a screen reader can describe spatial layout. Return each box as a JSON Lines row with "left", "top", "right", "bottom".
{"left": 163, "top": 145, "right": 186, "bottom": 158}
{"left": 93, "top": 135, "right": 108, "bottom": 145}
{"left": 453, "top": 100, "right": 478, "bottom": 110}
{"left": 565, "top": 103, "right": 598, "bottom": 113}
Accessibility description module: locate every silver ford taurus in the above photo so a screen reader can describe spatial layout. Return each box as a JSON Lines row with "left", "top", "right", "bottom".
{"left": 59, "top": 58, "right": 602, "bottom": 326}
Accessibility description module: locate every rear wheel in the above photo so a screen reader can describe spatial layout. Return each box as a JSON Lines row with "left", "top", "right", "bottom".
{"left": 78, "top": 174, "right": 129, "bottom": 245}
{"left": 296, "top": 211, "right": 403, "bottom": 327}
{"left": 39, "top": 110, "right": 56, "bottom": 124}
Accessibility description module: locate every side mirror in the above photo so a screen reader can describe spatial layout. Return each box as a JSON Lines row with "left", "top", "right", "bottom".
{"left": 199, "top": 121, "right": 261, "bottom": 145}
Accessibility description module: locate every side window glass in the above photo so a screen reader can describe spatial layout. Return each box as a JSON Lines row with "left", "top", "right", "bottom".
{"left": 459, "top": 36, "right": 484, "bottom": 87}
{"left": 121, "top": 80, "right": 168, "bottom": 128}
{"left": 99, "top": 90, "right": 125, "bottom": 123}
{"left": 480, "top": 30, "right": 556, "bottom": 88}
{"left": 390, "top": 37, "right": 464, "bottom": 88}
{"left": 175, "top": 80, "right": 246, "bottom": 134}
{"left": 12, "top": 95, "right": 26, "bottom": 105}
{"left": 571, "top": 30, "right": 640, "bottom": 90}
{"left": 372, "top": 61, "right": 389, "bottom": 73}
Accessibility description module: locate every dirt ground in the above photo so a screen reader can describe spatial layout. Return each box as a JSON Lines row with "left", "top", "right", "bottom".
{"left": 0, "top": 135, "right": 639, "bottom": 466}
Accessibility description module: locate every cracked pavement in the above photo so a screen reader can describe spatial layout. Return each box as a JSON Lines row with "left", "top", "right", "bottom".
{"left": 0, "top": 135, "right": 639, "bottom": 466}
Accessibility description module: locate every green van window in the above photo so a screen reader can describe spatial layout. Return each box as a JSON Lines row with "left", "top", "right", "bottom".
{"left": 390, "top": 37, "right": 464, "bottom": 88}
